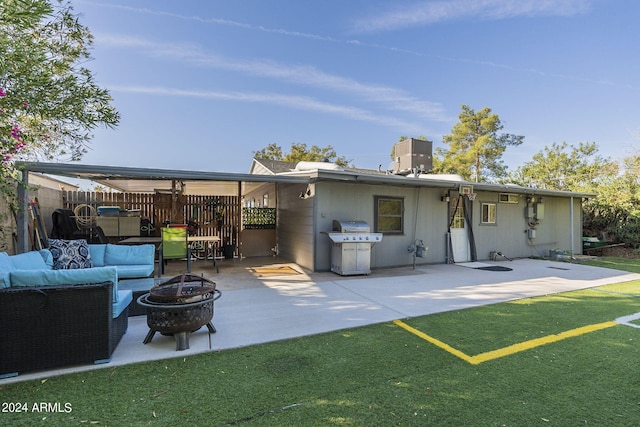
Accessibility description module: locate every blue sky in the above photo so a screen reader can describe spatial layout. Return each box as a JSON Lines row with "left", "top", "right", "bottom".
{"left": 73, "top": 0, "right": 639, "bottom": 174}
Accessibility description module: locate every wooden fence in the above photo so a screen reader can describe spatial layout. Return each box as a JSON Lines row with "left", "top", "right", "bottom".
{"left": 62, "top": 191, "right": 241, "bottom": 252}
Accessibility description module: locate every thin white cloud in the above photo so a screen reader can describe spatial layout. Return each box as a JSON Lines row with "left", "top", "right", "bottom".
{"left": 90, "top": 3, "right": 626, "bottom": 95}
{"left": 96, "top": 34, "right": 449, "bottom": 122}
{"left": 353, "top": 0, "right": 592, "bottom": 32}
{"left": 109, "top": 85, "right": 426, "bottom": 133}
{"left": 84, "top": 2, "right": 338, "bottom": 42}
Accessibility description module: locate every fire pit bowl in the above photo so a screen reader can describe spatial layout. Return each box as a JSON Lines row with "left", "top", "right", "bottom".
{"left": 149, "top": 273, "right": 216, "bottom": 304}
{"left": 137, "top": 274, "right": 221, "bottom": 351}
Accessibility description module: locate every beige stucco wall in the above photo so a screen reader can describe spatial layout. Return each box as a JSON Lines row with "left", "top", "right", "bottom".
{"left": 0, "top": 185, "right": 63, "bottom": 255}
{"left": 0, "top": 196, "right": 15, "bottom": 254}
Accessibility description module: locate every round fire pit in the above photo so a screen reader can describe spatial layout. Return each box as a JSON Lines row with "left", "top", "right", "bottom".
{"left": 137, "top": 274, "right": 221, "bottom": 351}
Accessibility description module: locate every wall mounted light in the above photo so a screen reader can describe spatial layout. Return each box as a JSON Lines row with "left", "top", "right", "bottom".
{"left": 441, "top": 195, "right": 450, "bottom": 202}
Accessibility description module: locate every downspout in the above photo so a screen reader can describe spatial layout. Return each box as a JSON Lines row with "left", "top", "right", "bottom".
{"left": 410, "top": 186, "right": 421, "bottom": 269}
{"left": 570, "top": 196, "right": 574, "bottom": 255}
{"left": 411, "top": 186, "right": 420, "bottom": 245}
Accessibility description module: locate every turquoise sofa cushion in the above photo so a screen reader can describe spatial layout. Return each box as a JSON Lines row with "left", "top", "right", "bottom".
{"left": 114, "top": 290, "right": 133, "bottom": 318}
{"left": 116, "top": 264, "right": 155, "bottom": 279}
{"left": 88, "top": 244, "right": 107, "bottom": 267}
{"left": 104, "top": 244, "right": 155, "bottom": 266}
{"left": 10, "top": 266, "right": 120, "bottom": 302}
{"left": 38, "top": 249, "right": 54, "bottom": 268}
{"left": 10, "top": 251, "right": 49, "bottom": 270}
{"left": 0, "top": 252, "right": 13, "bottom": 288}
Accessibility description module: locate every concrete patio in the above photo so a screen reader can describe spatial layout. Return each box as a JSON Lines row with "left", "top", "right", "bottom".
{"left": 3, "top": 257, "right": 639, "bottom": 385}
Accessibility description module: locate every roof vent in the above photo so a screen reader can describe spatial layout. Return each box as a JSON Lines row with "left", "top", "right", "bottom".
{"left": 294, "top": 161, "right": 343, "bottom": 172}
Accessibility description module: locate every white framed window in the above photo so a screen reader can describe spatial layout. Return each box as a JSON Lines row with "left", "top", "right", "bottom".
{"left": 481, "top": 202, "right": 497, "bottom": 224}
{"left": 499, "top": 193, "right": 519, "bottom": 204}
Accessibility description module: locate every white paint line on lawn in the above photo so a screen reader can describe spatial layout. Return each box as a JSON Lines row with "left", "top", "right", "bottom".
{"left": 615, "top": 312, "right": 640, "bottom": 329}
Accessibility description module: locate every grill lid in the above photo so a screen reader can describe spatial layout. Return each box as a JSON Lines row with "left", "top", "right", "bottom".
{"left": 332, "top": 220, "right": 370, "bottom": 233}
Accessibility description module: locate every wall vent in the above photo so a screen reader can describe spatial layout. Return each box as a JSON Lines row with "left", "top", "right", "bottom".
{"left": 499, "top": 193, "right": 519, "bottom": 203}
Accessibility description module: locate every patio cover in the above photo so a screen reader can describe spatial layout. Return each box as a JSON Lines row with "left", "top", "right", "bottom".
{"left": 14, "top": 161, "right": 311, "bottom": 252}
{"left": 15, "top": 161, "right": 311, "bottom": 195}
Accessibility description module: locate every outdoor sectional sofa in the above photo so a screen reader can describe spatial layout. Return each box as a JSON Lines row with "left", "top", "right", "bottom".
{"left": 0, "top": 241, "right": 155, "bottom": 378}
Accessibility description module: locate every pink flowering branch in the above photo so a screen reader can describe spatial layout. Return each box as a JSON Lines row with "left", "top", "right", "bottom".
{"left": 1, "top": 87, "right": 29, "bottom": 163}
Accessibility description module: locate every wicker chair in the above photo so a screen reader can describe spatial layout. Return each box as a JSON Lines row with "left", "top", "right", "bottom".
{"left": 0, "top": 281, "right": 127, "bottom": 378}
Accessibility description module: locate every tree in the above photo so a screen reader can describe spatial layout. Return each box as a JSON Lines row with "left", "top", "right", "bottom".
{"left": 506, "top": 141, "right": 640, "bottom": 248}
{"left": 582, "top": 152, "right": 640, "bottom": 247}
{"left": 0, "top": 0, "right": 119, "bottom": 204}
{"left": 253, "top": 143, "right": 352, "bottom": 167}
{"left": 434, "top": 105, "right": 523, "bottom": 182}
{"left": 504, "top": 142, "right": 618, "bottom": 192}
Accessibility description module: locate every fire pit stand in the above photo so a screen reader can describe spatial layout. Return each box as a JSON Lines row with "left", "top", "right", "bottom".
{"left": 136, "top": 274, "right": 221, "bottom": 351}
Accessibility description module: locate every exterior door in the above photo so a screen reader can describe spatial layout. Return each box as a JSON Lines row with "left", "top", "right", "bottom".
{"left": 450, "top": 200, "right": 470, "bottom": 262}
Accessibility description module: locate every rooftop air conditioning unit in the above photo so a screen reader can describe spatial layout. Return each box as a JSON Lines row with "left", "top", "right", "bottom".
{"left": 393, "top": 138, "right": 433, "bottom": 174}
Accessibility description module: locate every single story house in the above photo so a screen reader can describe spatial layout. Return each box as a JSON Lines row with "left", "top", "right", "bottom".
{"left": 15, "top": 140, "right": 592, "bottom": 272}
{"left": 248, "top": 158, "right": 592, "bottom": 272}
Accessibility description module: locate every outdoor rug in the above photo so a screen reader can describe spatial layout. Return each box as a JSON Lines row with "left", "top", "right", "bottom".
{"left": 456, "top": 262, "right": 512, "bottom": 272}
{"left": 249, "top": 265, "right": 302, "bottom": 277}
{"left": 476, "top": 265, "right": 513, "bottom": 271}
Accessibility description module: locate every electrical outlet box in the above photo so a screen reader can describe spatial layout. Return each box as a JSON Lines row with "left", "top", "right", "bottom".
{"left": 525, "top": 206, "right": 534, "bottom": 219}
{"left": 527, "top": 229, "right": 536, "bottom": 239}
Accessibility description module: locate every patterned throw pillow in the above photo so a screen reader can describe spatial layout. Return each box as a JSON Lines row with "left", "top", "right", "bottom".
{"left": 48, "top": 239, "right": 94, "bottom": 269}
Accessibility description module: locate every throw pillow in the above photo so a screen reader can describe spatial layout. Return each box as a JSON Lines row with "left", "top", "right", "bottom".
{"left": 48, "top": 239, "right": 94, "bottom": 269}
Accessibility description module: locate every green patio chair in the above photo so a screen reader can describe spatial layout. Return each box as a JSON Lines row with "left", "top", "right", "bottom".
{"left": 158, "top": 226, "right": 191, "bottom": 277}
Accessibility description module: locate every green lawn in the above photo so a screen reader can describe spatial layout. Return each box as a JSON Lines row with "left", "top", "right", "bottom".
{"left": 579, "top": 256, "right": 640, "bottom": 274}
{"left": 2, "top": 259, "right": 640, "bottom": 426}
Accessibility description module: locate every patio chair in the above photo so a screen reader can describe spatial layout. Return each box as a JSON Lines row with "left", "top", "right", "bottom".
{"left": 158, "top": 226, "right": 191, "bottom": 277}
{"left": 50, "top": 208, "right": 107, "bottom": 244}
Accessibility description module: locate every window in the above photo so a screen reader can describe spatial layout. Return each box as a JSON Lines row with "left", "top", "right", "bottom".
{"left": 450, "top": 204, "right": 465, "bottom": 229}
{"left": 481, "top": 202, "right": 496, "bottom": 224}
{"left": 499, "top": 193, "right": 519, "bottom": 203}
{"left": 374, "top": 196, "right": 403, "bottom": 234}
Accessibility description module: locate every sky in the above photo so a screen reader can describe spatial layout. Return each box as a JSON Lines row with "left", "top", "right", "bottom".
{"left": 71, "top": 0, "right": 639, "bottom": 175}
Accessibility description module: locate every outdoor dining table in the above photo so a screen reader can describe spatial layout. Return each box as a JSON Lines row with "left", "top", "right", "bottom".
{"left": 119, "top": 235, "right": 221, "bottom": 272}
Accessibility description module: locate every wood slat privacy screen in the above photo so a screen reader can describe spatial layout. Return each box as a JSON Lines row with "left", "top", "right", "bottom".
{"left": 63, "top": 191, "right": 241, "bottom": 251}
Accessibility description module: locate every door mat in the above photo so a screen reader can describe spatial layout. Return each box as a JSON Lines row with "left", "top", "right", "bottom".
{"left": 457, "top": 262, "right": 512, "bottom": 271}
{"left": 456, "top": 262, "right": 491, "bottom": 269}
{"left": 249, "top": 266, "right": 302, "bottom": 277}
{"left": 476, "top": 266, "right": 513, "bottom": 272}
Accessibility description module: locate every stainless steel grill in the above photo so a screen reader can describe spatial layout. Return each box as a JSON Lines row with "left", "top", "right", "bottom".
{"left": 327, "top": 220, "right": 382, "bottom": 275}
